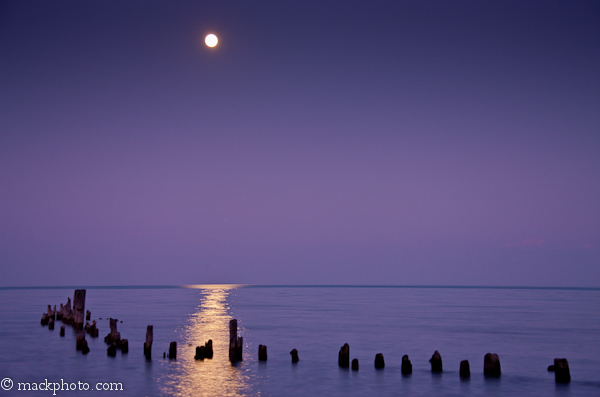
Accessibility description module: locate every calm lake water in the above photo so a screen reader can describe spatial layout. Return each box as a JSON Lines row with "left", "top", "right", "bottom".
{"left": 0, "top": 285, "right": 599, "bottom": 396}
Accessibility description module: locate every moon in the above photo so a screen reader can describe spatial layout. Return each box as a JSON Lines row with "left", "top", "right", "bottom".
{"left": 205, "top": 34, "right": 218, "bottom": 48}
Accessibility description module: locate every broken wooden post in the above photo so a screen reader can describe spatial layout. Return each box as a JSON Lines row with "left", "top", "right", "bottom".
{"left": 120, "top": 339, "right": 129, "bottom": 354}
{"left": 401, "top": 355, "right": 412, "bottom": 375}
{"left": 338, "top": 343, "right": 350, "bottom": 368}
{"left": 229, "top": 319, "right": 243, "bottom": 362}
{"left": 60, "top": 325, "right": 65, "bottom": 337}
{"left": 73, "top": 289, "right": 86, "bottom": 330}
{"left": 62, "top": 298, "right": 73, "bottom": 325}
{"left": 374, "top": 353, "right": 385, "bottom": 369}
{"left": 107, "top": 344, "right": 117, "bottom": 357}
{"left": 554, "top": 358, "right": 570, "bottom": 383}
{"left": 429, "top": 350, "right": 443, "bottom": 372}
{"left": 57, "top": 304, "right": 63, "bottom": 321}
{"left": 48, "top": 318, "right": 55, "bottom": 330}
{"left": 460, "top": 360, "right": 470, "bottom": 378}
{"left": 258, "top": 344, "right": 267, "bottom": 361}
{"left": 143, "top": 325, "right": 153, "bottom": 360}
{"left": 205, "top": 340, "right": 213, "bottom": 359}
{"left": 352, "top": 358, "right": 359, "bottom": 370}
{"left": 41, "top": 313, "right": 49, "bottom": 326}
{"left": 104, "top": 318, "right": 121, "bottom": 346}
{"left": 76, "top": 331, "right": 86, "bottom": 351}
{"left": 169, "top": 341, "right": 177, "bottom": 360}
{"left": 195, "top": 346, "right": 205, "bottom": 360}
{"left": 86, "top": 310, "right": 91, "bottom": 321}
{"left": 484, "top": 353, "right": 501, "bottom": 377}
{"left": 290, "top": 349, "right": 299, "bottom": 363}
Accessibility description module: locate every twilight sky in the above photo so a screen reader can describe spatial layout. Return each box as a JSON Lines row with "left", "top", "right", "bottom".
{"left": 1, "top": 1, "right": 599, "bottom": 287}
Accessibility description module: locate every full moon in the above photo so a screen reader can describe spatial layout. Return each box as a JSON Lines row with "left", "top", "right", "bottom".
{"left": 205, "top": 34, "right": 218, "bottom": 48}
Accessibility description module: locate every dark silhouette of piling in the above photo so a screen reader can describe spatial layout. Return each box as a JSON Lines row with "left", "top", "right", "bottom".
{"left": 104, "top": 318, "right": 121, "bottom": 346}
{"left": 290, "top": 349, "right": 299, "bottom": 363}
{"left": 169, "top": 342, "right": 177, "bottom": 360}
{"left": 205, "top": 340, "right": 213, "bottom": 359}
{"left": 429, "top": 351, "right": 442, "bottom": 372}
{"left": 72, "top": 289, "right": 86, "bottom": 330}
{"left": 60, "top": 325, "right": 65, "bottom": 337}
{"left": 144, "top": 325, "right": 153, "bottom": 360}
{"left": 107, "top": 344, "right": 117, "bottom": 357}
{"left": 460, "top": 360, "right": 470, "bottom": 378}
{"left": 554, "top": 358, "right": 570, "bottom": 383}
{"left": 120, "top": 339, "right": 129, "bottom": 354}
{"left": 81, "top": 340, "right": 89, "bottom": 354}
{"left": 339, "top": 343, "right": 350, "bottom": 368}
{"left": 401, "top": 355, "right": 413, "bottom": 375}
{"left": 76, "top": 331, "right": 86, "bottom": 351}
{"left": 484, "top": 353, "right": 501, "bottom": 377}
{"left": 86, "top": 310, "right": 91, "bottom": 321}
{"left": 258, "top": 344, "right": 268, "bottom": 361}
{"left": 352, "top": 358, "right": 359, "bottom": 371}
{"left": 48, "top": 318, "right": 55, "bottom": 330}
{"left": 374, "top": 353, "right": 385, "bottom": 369}
{"left": 229, "top": 319, "right": 243, "bottom": 362}
{"left": 195, "top": 346, "right": 205, "bottom": 360}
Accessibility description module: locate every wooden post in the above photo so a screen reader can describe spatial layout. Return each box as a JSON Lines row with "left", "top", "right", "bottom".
{"left": 169, "top": 342, "right": 177, "bottom": 360}
{"left": 144, "top": 325, "right": 153, "bottom": 360}
{"left": 73, "top": 289, "right": 86, "bottom": 330}
{"left": 484, "top": 353, "right": 501, "bottom": 377}
{"left": 195, "top": 346, "right": 205, "bottom": 360}
{"left": 554, "top": 358, "right": 570, "bottom": 383}
{"left": 401, "top": 355, "right": 412, "bottom": 375}
{"left": 351, "top": 358, "right": 359, "bottom": 370}
{"left": 429, "top": 350, "right": 443, "bottom": 372}
{"left": 374, "top": 353, "right": 385, "bottom": 369}
{"left": 460, "top": 360, "right": 470, "bottom": 378}
{"left": 229, "top": 319, "right": 243, "bottom": 362}
{"left": 205, "top": 340, "right": 213, "bottom": 359}
{"left": 338, "top": 343, "right": 350, "bottom": 368}
{"left": 290, "top": 349, "right": 299, "bottom": 363}
{"left": 258, "top": 344, "right": 267, "bottom": 361}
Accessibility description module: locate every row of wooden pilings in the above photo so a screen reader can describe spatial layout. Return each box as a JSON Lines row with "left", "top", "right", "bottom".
{"left": 41, "top": 294, "right": 571, "bottom": 384}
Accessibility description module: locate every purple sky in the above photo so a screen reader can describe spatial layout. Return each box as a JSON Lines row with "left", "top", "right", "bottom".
{"left": 1, "top": 1, "right": 599, "bottom": 287}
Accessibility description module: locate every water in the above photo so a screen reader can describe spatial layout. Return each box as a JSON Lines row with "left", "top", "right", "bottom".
{"left": 0, "top": 285, "right": 599, "bottom": 396}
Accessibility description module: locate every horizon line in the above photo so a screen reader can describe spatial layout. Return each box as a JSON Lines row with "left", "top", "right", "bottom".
{"left": 0, "top": 284, "right": 599, "bottom": 291}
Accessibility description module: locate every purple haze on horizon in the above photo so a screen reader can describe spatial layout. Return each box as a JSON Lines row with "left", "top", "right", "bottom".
{"left": 1, "top": 1, "right": 599, "bottom": 287}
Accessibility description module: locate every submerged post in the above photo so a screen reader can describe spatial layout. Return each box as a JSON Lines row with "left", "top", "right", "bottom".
{"left": 258, "top": 344, "right": 268, "bottom": 361}
{"left": 402, "top": 355, "right": 413, "bottom": 375}
{"left": 429, "top": 350, "right": 443, "bottom": 372}
{"left": 554, "top": 358, "right": 571, "bottom": 383}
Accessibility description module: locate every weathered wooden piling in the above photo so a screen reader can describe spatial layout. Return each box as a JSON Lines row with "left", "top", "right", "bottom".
{"left": 205, "top": 340, "right": 213, "bottom": 359}
{"left": 195, "top": 346, "right": 206, "bottom": 360}
{"left": 41, "top": 313, "right": 49, "bottom": 326}
{"left": 48, "top": 318, "right": 55, "bottom": 330}
{"left": 60, "top": 325, "right": 65, "bottom": 337}
{"left": 57, "top": 304, "right": 63, "bottom": 321}
{"left": 144, "top": 325, "right": 153, "bottom": 360}
{"left": 258, "top": 344, "right": 268, "bottom": 361}
{"left": 169, "top": 342, "right": 177, "bottom": 360}
{"left": 338, "top": 343, "right": 350, "bottom": 368}
{"left": 290, "top": 349, "right": 299, "bottom": 363}
{"left": 107, "top": 344, "right": 117, "bottom": 357}
{"left": 460, "top": 360, "right": 470, "bottom": 378}
{"left": 554, "top": 358, "right": 570, "bottom": 383}
{"left": 73, "top": 289, "right": 86, "bottom": 330}
{"left": 76, "top": 331, "right": 86, "bottom": 351}
{"left": 81, "top": 339, "right": 90, "bottom": 354}
{"left": 104, "top": 318, "right": 121, "bottom": 346}
{"left": 120, "top": 339, "right": 129, "bottom": 354}
{"left": 62, "top": 298, "right": 73, "bottom": 325}
{"left": 229, "top": 319, "right": 243, "bottom": 362}
{"left": 352, "top": 358, "right": 359, "bottom": 371}
{"left": 429, "top": 351, "right": 442, "bottom": 372}
{"left": 86, "top": 310, "right": 91, "bottom": 321}
{"left": 484, "top": 353, "right": 501, "bottom": 377}
{"left": 374, "top": 353, "right": 385, "bottom": 369}
{"left": 401, "top": 355, "right": 413, "bottom": 375}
